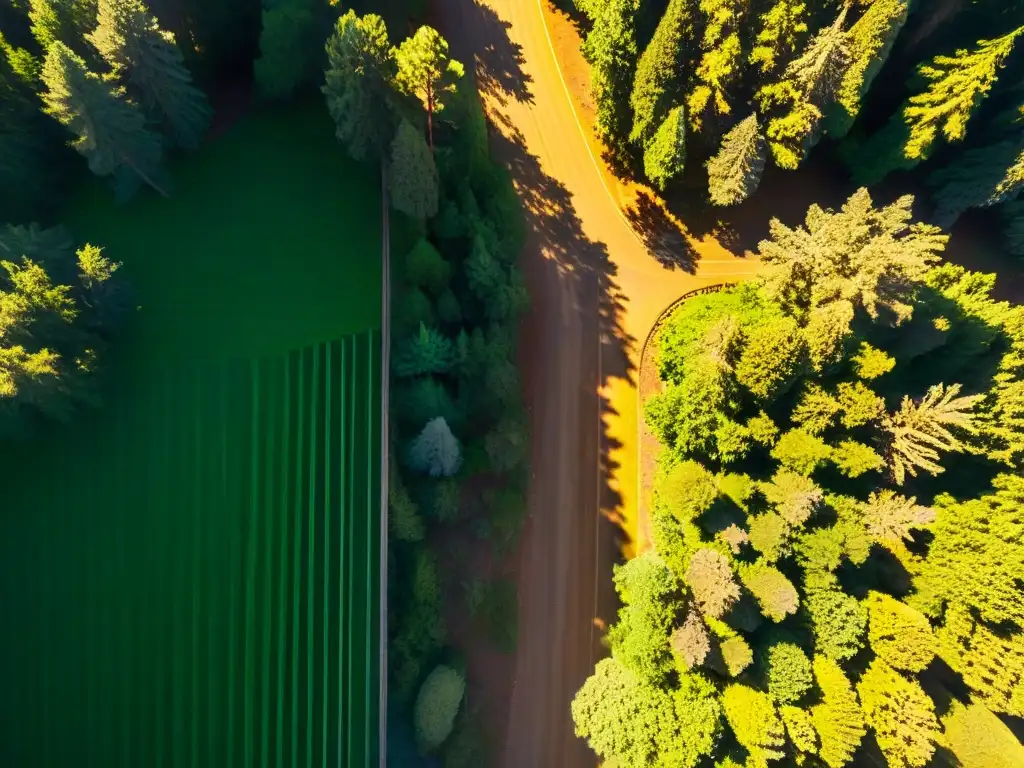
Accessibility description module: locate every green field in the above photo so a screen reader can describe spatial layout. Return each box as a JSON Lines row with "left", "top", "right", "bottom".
{"left": 0, "top": 103, "right": 385, "bottom": 766}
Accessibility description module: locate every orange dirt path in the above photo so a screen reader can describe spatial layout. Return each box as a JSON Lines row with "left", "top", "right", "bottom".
{"left": 433, "top": 0, "right": 756, "bottom": 765}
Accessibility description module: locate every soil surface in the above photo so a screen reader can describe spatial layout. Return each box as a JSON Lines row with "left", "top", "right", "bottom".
{"left": 432, "top": 1, "right": 756, "bottom": 766}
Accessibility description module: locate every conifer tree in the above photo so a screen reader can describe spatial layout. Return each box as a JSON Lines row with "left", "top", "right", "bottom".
{"left": 323, "top": 11, "right": 397, "bottom": 162}
{"left": 29, "top": 0, "right": 97, "bottom": 54}
{"left": 88, "top": 0, "right": 212, "bottom": 151}
{"left": 706, "top": 113, "right": 767, "bottom": 206}
{"left": 629, "top": 0, "right": 696, "bottom": 148}
{"left": 722, "top": 684, "right": 786, "bottom": 766}
{"left": 810, "top": 655, "right": 866, "bottom": 768}
{"left": 394, "top": 25, "right": 464, "bottom": 151}
{"left": 394, "top": 323, "right": 452, "bottom": 377}
{"left": 758, "top": 6, "right": 849, "bottom": 168}
{"left": 41, "top": 41, "right": 169, "bottom": 199}
{"left": 254, "top": 0, "right": 331, "bottom": 100}
{"left": 942, "top": 700, "right": 1024, "bottom": 768}
{"left": 685, "top": 548, "right": 740, "bottom": 619}
{"left": 739, "top": 562, "right": 799, "bottom": 622}
{"left": 865, "top": 592, "right": 936, "bottom": 673}
{"left": 408, "top": 416, "right": 462, "bottom": 477}
{"left": 825, "top": 0, "right": 910, "bottom": 139}
{"left": 389, "top": 119, "right": 439, "bottom": 221}
{"left": 688, "top": 0, "right": 748, "bottom": 133}
{"left": 643, "top": 104, "right": 687, "bottom": 190}
{"left": 859, "top": 490, "right": 934, "bottom": 544}
{"left": 581, "top": 0, "right": 639, "bottom": 162}
{"left": 851, "top": 26, "right": 1024, "bottom": 185}
{"left": 749, "top": 0, "right": 809, "bottom": 79}
{"left": 857, "top": 659, "right": 941, "bottom": 768}
{"left": 388, "top": 462, "right": 424, "bottom": 542}
{"left": 929, "top": 134, "right": 1024, "bottom": 226}
{"left": 404, "top": 238, "right": 450, "bottom": 294}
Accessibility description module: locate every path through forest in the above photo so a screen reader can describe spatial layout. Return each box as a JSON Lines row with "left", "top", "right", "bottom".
{"left": 433, "top": 0, "right": 756, "bottom": 765}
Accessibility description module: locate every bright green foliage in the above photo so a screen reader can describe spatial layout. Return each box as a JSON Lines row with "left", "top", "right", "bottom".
{"left": 414, "top": 664, "right": 465, "bottom": 752}
{"left": 607, "top": 553, "right": 684, "bottom": 682}
{"left": 688, "top": 0, "right": 747, "bottom": 132}
{"left": 659, "top": 459, "right": 719, "bottom": 521}
{"left": 836, "top": 381, "right": 885, "bottom": 428}
{"left": 748, "top": 512, "right": 790, "bottom": 563}
{"left": 758, "top": 7, "right": 850, "bottom": 169}
{"left": 581, "top": 0, "right": 639, "bottom": 159}
{"left": 389, "top": 462, "right": 425, "bottom": 542}
{"left": 763, "top": 641, "right": 813, "bottom": 704}
{"left": 915, "top": 476, "right": 1024, "bottom": 627}
{"left": 735, "top": 313, "right": 804, "bottom": 401}
{"left": 851, "top": 342, "right": 895, "bottom": 380}
{"left": 740, "top": 562, "right": 799, "bottom": 622}
{"left": 805, "top": 586, "right": 866, "bottom": 662}
{"left": 30, "top": 0, "right": 97, "bottom": 52}
{"left": 749, "top": 0, "right": 808, "bottom": 77}
{"left": 747, "top": 410, "right": 778, "bottom": 445}
{"left": 713, "top": 418, "right": 751, "bottom": 464}
{"left": 572, "top": 657, "right": 722, "bottom": 768}
{"left": 831, "top": 440, "right": 884, "bottom": 478}
{"left": 825, "top": 0, "right": 909, "bottom": 139}
{"left": 41, "top": 41, "right": 168, "bottom": 200}
{"left": 720, "top": 635, "right": 753, "bottom": 676}
{"left": 645, "top": 359, "right": 735, "bottom": 457}
{"left": 795, "top": 525, "right": 843, "bottom": 572}
{"left": 803, "top": 300, "right": 855, "bottom": 372}
{"left": 860, "top": 490, "right": 934, "bottom": 544}
{"left": 390, "top": 119, "right": 440, "bottom": 220}
{"left": 394, "top": 25, "right": 464, "bottom": 149}
{"left": 810, "top": 656, "right": 866, "bottom": 768}
{"left": 394, "top": 324, "right": 453, "bottom": 377}
{"left": 929, "top": 135, "right": 1024, "bottom": 227}
{"left": 254, "top": 0, "right": 328, "bottom": 100}
{"left": 707, "top": 113, "right": 768, "bottom": 206}
{"left": 791, "top": 383, "right": 840, "bottom": 434}
{"left": 779, "top": 704, "right": 817, "bottom": 755}
{"left": 89, "top": 0, "right": 212, "bottom": 150}
{"left": 756, "top": 189, "right": 945, "bottom": 324}
{"left": 722, "top": 684, "right": 786, "bottom": 766}
{"left": 865, "top": 592, "right": 935, "bottom": 672}
{"left": 937, "top": 606, "right": 1024, "bottom": 717}
{"left": 629, "top": 0, "right": 695, "bottom": 147}
{"left": 761, "top": 468, "right": 822, "bottom": 525}
{"left": 882, "top": 383, "right": 982, "bottom": 484}
{"left": 686, "top": 548, "right": 740, "bottom": 619}
{"left": 857, "top": 659, "right": 941, "bottom": 768}
{"left": 771, "top": 429, "right": 831, "bottom": 476}
{"left": 404, "top": 238, "right": 451, "bottom": 294}
{"left": 942, "top": 700, "right": 1024, "bottom": 768}
{"left": 323, "top": 11, "right": 397, "bottom": 162}
{"left": 644, "top": 104, "right": 686, "bottom": 190}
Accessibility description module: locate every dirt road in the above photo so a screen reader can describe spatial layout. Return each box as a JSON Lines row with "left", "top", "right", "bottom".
{"left": 432, "top": 0, "right": 755, "bottom": 765}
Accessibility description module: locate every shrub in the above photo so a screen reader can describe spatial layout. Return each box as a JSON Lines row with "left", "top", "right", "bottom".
{"left": 414, "top": 665, "right": 466, "bottom": 753}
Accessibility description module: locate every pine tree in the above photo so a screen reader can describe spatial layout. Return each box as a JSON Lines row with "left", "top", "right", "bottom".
{"left": 929, "top": 134, "right": 1024, "bottom": 227}
{"left": 29, "top": 0, "right": 97, "bottom": 54}
{"left": 825, "top": 0, "right": 909, "bottom": 140}
{"left": 771, "top": 428, "right": 831, "bottom": 475}
{"left": 780, "top": 704, "right": 818, "bottom": 756}
{"left": 762, "top": 641, "right": 813, "bottom": 705}
{"left": 394, "top": 323, "right": 453, "bottom": 377}
{"left": 643, "top": 104, "right": 687, "bottom": 190}
{"left": 685, "top": 548, "right": 740, "bottom": 618}
{"left": 706, "top": 113, "right": 767, "bottom": 205}
{"left": 389, "top": 119, "right": 439, "bottom": 220}
{"left": 484, "top": 414, "right": 528, "bottom": 474}
{"left": 859, "top": 490, "right": 934, "bottom": 544}
{"left": 857, "top": 659, "right": 941, "bottom": 768}
{"left": 761, "top": 468, "right": 822, "bottom": 525}
{"left": 629, "top": 0, "right": 696, "bottom": 148}
{"left": 749, "top": 0, "right": 808, "bottom": 78}
{"left": 739, "top": 562, "right": 799, "bottom": 622}
{"left": 758, "top": 6, "right": 849, "bottom": 168}
{"left": 254, "top": 0, "right": 331, "bottom": 100}
{"left": 810, "top": 655, "right": 866, "bottom": 768}
{"left": 852, "top": 26, "right": 1024, "bottom": 185}
{"left": 882, "top": 383, "right": 982, "bottom": 484}
{"left": 394, "top": 25, "right": 464, "bottom": 151}
{"left": 942, "top": 700, "right": 1024, "bottom": 768}
{"left": 404, "top": 237, "right": 450, "bottom": 294}
{"left": 88, "top": 0, "right": 212, "bottom": 150}
{"left": 688, "top": 0, "right": 748, "bottom": 133}
{"left": 865, "top": 592, "right": 936, "bottom": 673}
{"left": 323, "top": 11, "right": 397, "bottom": 162}
{"left": 734, "top": 313, "right": 804, "bottom": 402}
{"left": 581, "top": 0, "right": 639, "bottom": 162}
{"left": 41, "top": 42, "right": 169, "bottom": 199}
{"left": 671, "top": 610, "right": 711, "bottom": 669}
{"left": 388, "top": 461, "right": 424, "bottom": 542}
{"left": 804, "top": 584, "right": 866, "bottom": 662}
{"left": 722, "top": 684, "right": 786, "bottom": 766}
{"left": 408, "top": 416, "right": 462, "bottom": 477}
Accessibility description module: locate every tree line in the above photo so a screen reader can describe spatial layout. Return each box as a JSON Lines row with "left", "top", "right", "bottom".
{"left": 576, "top": 0, "right": 1024, "bottom": 249}
{"left": 319, "top": 10, "right": 530, "bottom": 765}
{"left": 572, "top": 188, "right": 1024, "bottom": 767}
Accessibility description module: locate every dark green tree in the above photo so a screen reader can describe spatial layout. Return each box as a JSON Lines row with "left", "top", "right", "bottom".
{"left": 389, "top": 118, "right": 440, "bottom": 220}
{"left": 581, "top": 0, "right": 640, "bottom": 162}
{"left": 254, "top": 0, "right": 334, "bottom": 100}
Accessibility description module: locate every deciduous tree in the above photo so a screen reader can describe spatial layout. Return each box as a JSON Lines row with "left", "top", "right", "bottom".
{"left": 414, "top": 665, "right": 465, "bottom": 752}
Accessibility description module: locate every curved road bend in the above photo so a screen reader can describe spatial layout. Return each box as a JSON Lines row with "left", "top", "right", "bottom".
{"left": 434, "top": 0, "right": 756, "bottom": 765}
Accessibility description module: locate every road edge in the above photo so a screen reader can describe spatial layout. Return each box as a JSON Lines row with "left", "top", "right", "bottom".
{"left": 378, "top": 161, "right": 391, "bottom": 768}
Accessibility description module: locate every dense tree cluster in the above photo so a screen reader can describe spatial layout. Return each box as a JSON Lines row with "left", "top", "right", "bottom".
{"left": 574, "top": 0, "right": 1024, "bottom": 243}
{"left": 323, "top": 13, "right": 528, "bottom": 764}
{"left": 573, "top": 189, "right": 1024, "bottom": 766}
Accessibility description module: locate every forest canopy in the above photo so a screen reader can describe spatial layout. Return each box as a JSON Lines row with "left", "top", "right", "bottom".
{"left": 573, "top": 187, "right": 1024, "bottom": 767}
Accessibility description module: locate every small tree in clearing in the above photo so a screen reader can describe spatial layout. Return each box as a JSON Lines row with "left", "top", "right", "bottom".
{"left": 409, "top": 416, "right": 462, "bottom": 477}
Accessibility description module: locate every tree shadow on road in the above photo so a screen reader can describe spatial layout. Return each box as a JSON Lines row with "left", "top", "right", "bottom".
{"left": 454, "top": 0, "right": 535, "bottom": 106}
{"left": 624, "top": 191, "right": 700, "bottom": 273}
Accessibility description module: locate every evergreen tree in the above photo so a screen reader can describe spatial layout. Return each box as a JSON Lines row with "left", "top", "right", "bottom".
{"left": 88, "top": 0, "right": 212, "bottom": 150}
{"left": 739, "top": 562, "right": 799, "bottom": 622}
{"left": 408, "top": 416, "right": 462, "bottom": 477}
{"left": 859, "top": 490, "right": 934, "bottom": 544}
{"left": 857, "top": 659, "right": 941, "bottom": 768}
{"left": 254, "top": 0, "right": 331, "bottom": 100}
{"left": 389, "top": 119, "right": 440, "bottom": 220}
{"left": 404, "top": 237, "right": 450, "bottom": 294}
{"left": 749, "top": 0, "right": 808, "bottom": 78}
{"left": 323, "top": 11, "right": 397, "bottom": 162}
{"left": 388, "top": 462, "right": 424, "bottom": 542}
{"left": 804, "top": 583, "right": 866, "bottom": 662}
{"left": 722, "top": 684, "right": 786, "bottom": 766}
{"left": 394, "top": 25, "right": 464, "bottom": 151}
{"left": 882, "top": 383, "right": 982, "bottom": 484}
{"left": 629, "top": 0, "right": 696, "bottom": 148}
{"left": 394, "top": 323, "right": 452, "bottom": 377}
{"left": 706, "top": 113, "right": 767, "bottom": 206}
{"left": 734, "top": 313, "right": 804, "bottom": 402}
{"left": 942, "top": 700, "right": 1024, "bottom": 768}
{"left": 810, "top": 655, "right": 866, "bottom": 768}
{"left": 29, "top": 0, "right": 97, "bottom": 54}
{"left": 852, "top": 26, "right": 1024, "bottom": 185}
{"left": 41, "top": 41, "right": 169, "bottom": 199}
{"left": 779, "top": 704, "right": 818, "bottom": 756}
{"left": 825, "top": 0, "right": 910, "bottom": 140}
{"left": 671, "top": 610, "right": 712, "bottom": 669}
{"left": 929, "top": 133, "right": 1024, "bottom": 226}
{"left": 643, "top": 104, "right": 687, "bottom": 190}
{"left": 484, "top": 414, "right": 528, "bottom": 474}
{"left": 761, "top": 641, "right": 813, "bottom": 705}
{"left": 865, "top": 592, "right": 936, "bottom": 673}
{"left": 761, "top": 468, "right": 821, "bottom": 525}
{"left": 758, "top": 6, "right": 850, "bottom": 168}
{"left": 688, "top": 0, "right": 748, "bottom": 133}
{"left": 685, "top": 548, "right": 740, "bottom": 618}
{"left": 581, "top": 0, "right": 639, "bottom": 163}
